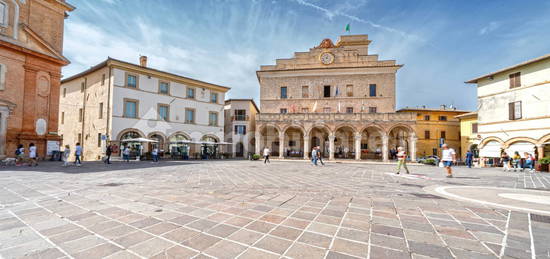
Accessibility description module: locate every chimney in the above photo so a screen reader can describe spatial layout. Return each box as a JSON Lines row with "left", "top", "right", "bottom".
{"left": 440, "top": 104, "right": 446, "bottom": 110}
{"left": 139, "top": 55, "right": 147, "bottom": 67}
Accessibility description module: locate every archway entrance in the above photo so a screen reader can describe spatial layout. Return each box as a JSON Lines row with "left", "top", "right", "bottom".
{"left": 389, "top": 126, "right": 414, "bottom": 161}
{"left": 235, "top": 142, "right": 244, "bottom": 157}
{"left": 260, "top": 126, "right": 280, "bottom": 157}
{"left": 334, "top": 126, "right": 355, "bottom": 159}
{"left": 310, "top": 126, "right": 330, "bottom": 158}
{"left": 148, "top": 134, "right": 165, "bottom": 154}
{"left": 360, "top": 127, "right": 384, "bottom": 160}
{"left": 119, "top": 131, "right": 142, "bottom": 159}
{"left": 169, "top": 133, "right": 190, "bottom": 159}
{"left": 201, "top": 135, "right": 219, "bottom": 159}
{"left": 284, "top": 126, "right": 304, "bottom": 158}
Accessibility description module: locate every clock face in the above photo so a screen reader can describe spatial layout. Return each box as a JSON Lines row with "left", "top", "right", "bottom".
{"left": 320, "top": 52, "right": 334, "bottom": 65}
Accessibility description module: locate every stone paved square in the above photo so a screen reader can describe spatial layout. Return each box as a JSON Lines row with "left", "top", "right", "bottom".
{"left": 1, "top": 160, "right": 550, "bottom": 258}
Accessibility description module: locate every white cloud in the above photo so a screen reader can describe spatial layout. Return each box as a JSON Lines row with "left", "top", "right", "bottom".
{"left": 479, "top": 21, "right": 500, "bottom": 35}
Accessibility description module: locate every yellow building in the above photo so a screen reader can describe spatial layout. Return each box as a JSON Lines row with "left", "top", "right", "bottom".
{"left": 456, "top": 112, "right": 478, "bottom": 159}
{"left": 397, "top": 106, "right": 470, "bottom": 159}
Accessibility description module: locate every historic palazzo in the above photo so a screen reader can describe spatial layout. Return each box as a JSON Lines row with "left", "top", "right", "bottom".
{"left": 255, "top": 35, "right": 418, "bottom": 161}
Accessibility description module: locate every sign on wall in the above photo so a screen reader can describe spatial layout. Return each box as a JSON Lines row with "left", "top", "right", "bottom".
{"left": 46, "top": 140, "right": 60, "bottom": 155}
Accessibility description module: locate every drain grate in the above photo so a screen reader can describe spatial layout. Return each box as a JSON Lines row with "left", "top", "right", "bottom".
{"left": 410, "top": 193, "right": 446, "bottom": 199}
{"left": 531, "top": 214, "right": 550, "bottom": 223}
{"left": 98, "top": 183, "right": 123, "bottom": 187}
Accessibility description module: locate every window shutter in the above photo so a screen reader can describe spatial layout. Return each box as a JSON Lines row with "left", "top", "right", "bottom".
{"left": 508, "top": 102, "right": 514, "bottom": 120}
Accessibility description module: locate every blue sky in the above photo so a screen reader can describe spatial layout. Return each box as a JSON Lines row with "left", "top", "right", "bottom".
{"left": 62, "top": 0, "right": 550, "bottom": 110}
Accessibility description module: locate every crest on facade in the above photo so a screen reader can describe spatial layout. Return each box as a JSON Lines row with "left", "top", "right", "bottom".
{"left": 316, "top": 38, "right": 336, "bottom": 49}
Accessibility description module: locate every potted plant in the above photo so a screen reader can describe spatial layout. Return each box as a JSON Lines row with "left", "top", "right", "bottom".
{"left": 252, "top": 154, "right": 261, "bottom": 160}
{"left": 538, "top": 157, "right": 550, "bottom": 172}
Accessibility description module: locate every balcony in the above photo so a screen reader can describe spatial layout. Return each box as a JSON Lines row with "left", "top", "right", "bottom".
{"left": 232, "top": 115, "right": 249, "bottom": 121}
{"left": 256, "top": 112, "right": 415, "bottom": 122}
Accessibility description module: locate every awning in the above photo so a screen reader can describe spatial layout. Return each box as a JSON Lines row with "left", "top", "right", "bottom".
{"left": 121, "top": 138, "right": 158, "bottom": 143}
{"left": 506, "top": 142, "right": 536, "bottom": 155}
{"left": 479, "top": 141, "right": 502, "bottom": 157}
{"left": 169, "top": 140, "right": 192, "bottom": 144}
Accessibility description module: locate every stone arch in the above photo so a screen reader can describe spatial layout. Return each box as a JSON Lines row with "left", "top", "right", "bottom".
{"left": 306, "top": 124, "right": 332, "bottom": 136}
{"left": 201, "top": 134, "right": 220, "bottom": 142}
{"left": 334, "top": 123, "right": 359, "bottom": 135}
{"left": 281, "top": 124, "right": 306, "bottom": 135}
{"left": 258, "top": 123, "right": 282, "bottom": 134}
{"left": 116, "top": 128, "right": 145, "bottom": 141}
{"left": 387, "top": 123, "right": 416, "bottom": 137}
{"left": 283, "top": 125, "right": 306, "bottom": 158}
{"left": 147, "top": 131, "right": 167, "bottom": 151}
{"left": 504, "top": 137, "right": 537, "bottom": 148}
{"left": 359, "top": 124, "right": 386, "bottom": 135}
{"left": 167, "top": 131, "right": 191, "bottom": 141}
{"left": 334, "top": 124, "right": 356, "bottom": 159}
{"left": 479, "top": 136, "right": 505, "bottom": 149}
{"left": 536, "top": 133, "right": 550, "bottom": 146}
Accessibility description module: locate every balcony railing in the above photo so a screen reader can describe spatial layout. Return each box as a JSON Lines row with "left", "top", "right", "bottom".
{"left": 256, "top": 112, "right": 415, "bottom": 122}
{"left": 232, "top": 115, "right": 249, "bottom": 121}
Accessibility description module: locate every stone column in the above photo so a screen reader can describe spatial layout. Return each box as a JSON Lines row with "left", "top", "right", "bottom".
{"left": 329, "top": 134, "right": 335, "bottom": 160}
{"left": 279, "top": 131, "right": 285, "bottom": 159}
{"left": 303, "top": 134, "right": 310, "bottom": 160}
{"left": 354, "top": 133, "right": 361, "bottom": 160}
{"left": 0, "top": 106, "right": 9, "bottom": 158}
{"left": 382, "top": 134, "right": 389, "bottom": 162}
{"left": 537, "top": 144, "right": 544, "bottom": 160}
{"left": 255, "top": 131, "right": 261, "bottom": 155}
{"left": 409, "top": 135, "right": 417, "bottom": 162}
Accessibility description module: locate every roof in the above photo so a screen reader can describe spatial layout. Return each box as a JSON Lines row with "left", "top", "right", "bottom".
{"left": 397, "top": 108, "right": 471, "bottom": 113}
{"left": 225, "top": 99, "right": 260, "bottom": 113}
{"left": 465, "top": 53, "right": 550, "bottom": 83}
{"left": 61, "top": 57, "right": 231, "bottom": 91}
{"left": 455, "top": 112, "right": 478, "bottom": 119}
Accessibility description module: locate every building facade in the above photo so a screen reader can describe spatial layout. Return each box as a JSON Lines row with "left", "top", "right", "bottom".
{"left": 397, "top": 107, "right": 469, "bottom": 159}
{"left": 255, "top": 35, "right": 417, "bottom": 161}
{"left": 456, "top": 112, "right": 478, "bottom": 159}
{"left": 0, "top": 0, "right": 74, "bottom": 158}
{"left": 224, "top": 99, "right": 259, "bottom": 158}
{"left": 466, "top": 54, "right": 550, "bottom": 159}
{"left": 59, "top": 57, "right": 229, "bottom": 161}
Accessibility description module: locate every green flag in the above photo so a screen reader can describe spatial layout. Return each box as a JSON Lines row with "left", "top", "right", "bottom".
{"left": 345, "top": 23, "right": 350, "bottom": 32}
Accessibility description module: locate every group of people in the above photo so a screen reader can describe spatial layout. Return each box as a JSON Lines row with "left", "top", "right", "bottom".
{"left": 14, "top": 143, "right": 38, "bottom": 166}
{"left": 500, "top": 151, "right": 536, "bottom": 172}
{"left": 61, "top": 143, "right": 83, "bottom": 166}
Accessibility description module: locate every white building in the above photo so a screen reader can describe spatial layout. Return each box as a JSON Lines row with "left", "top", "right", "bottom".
{"left": 466, "top": 54, "right": 550, "bottom": 160}
{"left": 59, "top": 56, "right": 230, "bottom": 160}
{"left": 224, "top": 99, "right": 259, "bottom": 158}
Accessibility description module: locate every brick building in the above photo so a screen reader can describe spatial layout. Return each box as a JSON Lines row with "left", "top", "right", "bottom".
{"left": 0, "top": 0, "right": 74, "bottom": 158}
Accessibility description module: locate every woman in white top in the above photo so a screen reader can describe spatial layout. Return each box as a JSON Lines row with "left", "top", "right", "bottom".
{"left": 263, "top": 147, "right": 270, "bottom": 164}
{"left": 441, "top": 144, "right": 456, "bottom": 178}
{"left": 63, "top": 145, "right": 71, "bottom": 167}
{"left": 28, "top": 143, "right": 38, "bottom": 167}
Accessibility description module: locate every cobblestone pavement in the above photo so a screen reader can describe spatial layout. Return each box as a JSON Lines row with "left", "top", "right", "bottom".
{"left": 1, "top": 160, "right": 550, "bottom": 259}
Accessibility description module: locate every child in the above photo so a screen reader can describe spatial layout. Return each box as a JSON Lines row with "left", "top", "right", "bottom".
{"left": 63, "top": 145, "right": 71, "bottom": 166}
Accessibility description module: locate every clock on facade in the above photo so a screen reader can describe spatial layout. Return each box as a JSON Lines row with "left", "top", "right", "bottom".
{"left": 319, "top": 52, "right": 335, "bottom": 65}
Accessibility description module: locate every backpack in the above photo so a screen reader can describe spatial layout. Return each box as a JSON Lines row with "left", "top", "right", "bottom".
{"left": 15, "top": 149, "right": 21, "bottom": 155}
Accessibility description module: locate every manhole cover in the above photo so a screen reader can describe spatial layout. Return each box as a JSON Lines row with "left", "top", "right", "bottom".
{"left": 98, "top": 183, "right": 123, "bottom": 187}
{"left": 410, "top": 193, "right": 445, "bottom": 199}
{"left": 531, "top": 214, "right": 550, "bottom": 223}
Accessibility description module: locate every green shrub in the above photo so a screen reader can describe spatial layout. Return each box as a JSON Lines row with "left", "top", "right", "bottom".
{"left": 424, "top": 158, "right": 436, "bottom": 165}
{"left": 252, "top": 154, "right": 261, "bottom": 160}
{"left": 540, "top": 157, "right": 550, "bottom": 165}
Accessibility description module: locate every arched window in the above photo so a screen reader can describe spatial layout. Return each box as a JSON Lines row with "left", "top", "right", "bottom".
{"left": 120, "top": 131, "right": 140, "bottom": 140}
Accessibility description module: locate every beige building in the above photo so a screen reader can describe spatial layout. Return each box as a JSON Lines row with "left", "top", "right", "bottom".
{"left": 255, "top": 35, "right": 417, "bottom": 161}
{"left": 455, "top": 112, "right": 479, "bottom": 159}
{"left": 224, "top": 99, "right": 259, "bottom": 157}
{"left": 466, "top": 54, "right": 550, "bottom": 160}
{"left": 59, "top": 56, "right": 229, "bottom": 161}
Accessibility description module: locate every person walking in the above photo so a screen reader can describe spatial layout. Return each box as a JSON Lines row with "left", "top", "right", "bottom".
{"left": 28, "top": 143, "right": 38, "bottom": 167}
{"left": 465, "top": 150, "right": 473, "bottom": 168}
{"left": 123, "top": 146, "right": 131, "bottom": 162}
{"left": 512, "top": 151, "right": 521, "bottom": 172}
{"left": 395, "top": 146, "right": 410, "bottom": 174}
{"left": 104, "top": 144, "right": 112, "bottom": 164}
{"left": 501, "top": 152, "right": 511, "bottom": 172}
{"left": 311, "top": 147, "right": 318, "bottom": 166}
{"left": 441, "top": 144, "right": 456, "bottom": 178}
{"left": 74, "top": 142, "right": 82, "bottom": 166}
{"left": 152, "top": 146, "right": 159, "bottom": 162}
{"left": 263, "top": 147, "right": 270, "bottom": 164}
{"left": 317, "top": 146, "right": 325, "bottom": 166}
{"left": 15, "top": 144, "right": 25, "bottom": 166}
{"left": 62, "top": 145, "right": 71, "bottom": 167}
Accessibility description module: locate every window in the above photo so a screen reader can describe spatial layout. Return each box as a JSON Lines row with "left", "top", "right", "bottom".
{"left": 346, "top": 85, "right": 353, "bottom": 97}
{"left": 323, "top": 107, "right": 331, "bottom": 113}
{"left": 123, "top": 99, "right": 138, "bottom": 118}
{"left": 424, "top": 115, "right": 430, "bottom": 121}
{"left": 186, "top": 87, "right": 195, "bottom": 99}
{"left": 280, "top": 108, "right": 288, "bottom": 114}
{"left": 101, "top": 74, "right": 105, "bottom": 86}
{"left": 235, "top": 125, "right": 246, "bottom": 135}
{"left": 234, "top": 109, "right": 246, "bottom": 121}
{"left": 185, "top": 109, "right": 195, "bottom": 123}
{"left": 209, "top": 112, "right": 218, "bottom": 126}
{"left": 280, "top": 87, "right": 287, "bottom": 99}
{"left": 289, "top": 140, "right": 296, "bottom": 147}
{"left": 346, "top": 107, "right": 353, "bottom": 114}
{"left": 424, "top": 130, "right": 430, "bottom": 139}
{"left": 98, "top": 102, "right": 103, "bottom": 119}
{"left": 509, "top": 72, "right": 521, "bottom": 89}
{"left": 97, "top": 133, "right": 102, "bottom": 147}
{"left": 126, "top": 74, "right": 137, "bottom": 88}
{"left": 302, "top": 108, "right": 309, "bottom": 113}
{"left": 158, "top": 104, "right": 169, "bottom": 121}
{"left": 0, "top": 2, "right": 6, "bottom": 27}
{"left": 63, "top": 88, "right": 66, "bottom": 97}
{"left": 439, "top": 116, "right": 447, "bottom": 121}
{"left": 472, "top": 123, "right": 478, "bottom": 134}
{"left": 323, "top": 85, "right": 331, "bottom": 98}
{"left": 61, "top": 112, "right": 65, "bottom": 124}
{"left": 302, "top": 86, "right": 309, "bottom": 98}
{"left": 159, "top": 81, "right": 169, "bottom": 95}
{"left": 80, "top": 82, "right": 85, "bottom": 92}
{"left": 509, "top": 101, "right": 522, "bottom": 120}
{"left": 441, "top": 131, "right": 446, "bottom": 139}
{"left": 369, "top": 84, "right": 377, "bottom": 97}
{"left": 368, "top": 107, "right": 377, "bottom": 113}
{"left": 0, "top": 64, "right": 5, "bottom": 90}
{"left": 78, "top": 108, "right": 83, "bottom": 122}
{"left": 210, "top": 92, "right": 218, "bottom": 103}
